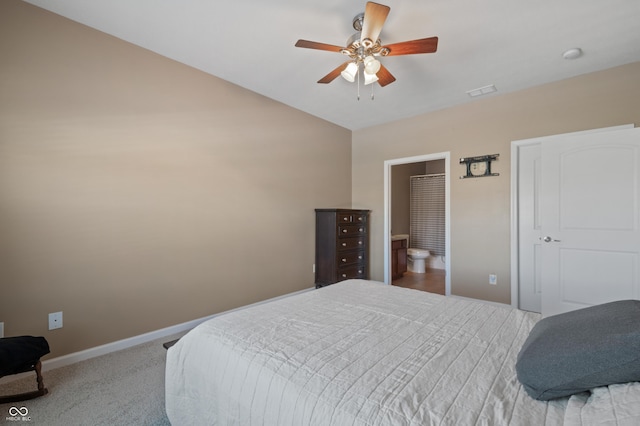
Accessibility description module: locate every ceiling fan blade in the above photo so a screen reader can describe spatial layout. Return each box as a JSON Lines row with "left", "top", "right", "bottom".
{"left": 317, "top": 62, "right": 350, "bottom": 84}
{"left": 383, "top": 37, "right": 439, "bottom": 56}
{"left": 360, "top": 2, "right": 390, "bottom": 45}
{"left": 376, "top": 64, "right": 396, "bottom": 87}
{"left": 295, "top": 39, "right": 344, "bottom": 53}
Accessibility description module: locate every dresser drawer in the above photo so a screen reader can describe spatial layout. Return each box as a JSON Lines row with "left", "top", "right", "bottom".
{"left": 352, "top": 214, "right": 367, "bottom": 224}
{"left": 338, "top": 265, "right": 366, "bottom": 281}
{"left": 338, "top": 237, "right": 366, "bottom": 250}
{"left": 337, "top": 251, "right": 365, "bottom": 266}
{"left": 337, "top": 213, "right": 368, "bottom": 224}
{"left": 338, "top": 224, "right": 366, "bottom": 237}
{"left": 337, "top": 213, "right": 353, "bottom": 223}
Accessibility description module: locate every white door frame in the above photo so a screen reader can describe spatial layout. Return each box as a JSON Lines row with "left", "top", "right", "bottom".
{"left": 383, "top": 152, "right": 451, "bottom": 296}
{"left": 509, "top": 124, "right": 634, "bottom": 309}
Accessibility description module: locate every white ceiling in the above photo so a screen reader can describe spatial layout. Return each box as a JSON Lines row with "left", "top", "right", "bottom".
{"left": 24, "top": 0, "right": 640, "bottom": 130}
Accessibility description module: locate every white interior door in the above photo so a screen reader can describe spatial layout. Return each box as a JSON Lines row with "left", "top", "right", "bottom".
{"left": 513, "top": 125, "right": 633, "bottom": 313}
{"left": 540, "top": 127, "right": 640, "bottom": 317}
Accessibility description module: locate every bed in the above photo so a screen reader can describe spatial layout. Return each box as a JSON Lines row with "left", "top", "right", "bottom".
{"left": 165, "top": 279, "right": 640, "bottom": 425}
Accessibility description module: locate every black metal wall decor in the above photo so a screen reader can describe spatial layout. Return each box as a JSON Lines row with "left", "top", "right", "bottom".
{"left": 460, "top": 154, "right": 499, "bottom": 179}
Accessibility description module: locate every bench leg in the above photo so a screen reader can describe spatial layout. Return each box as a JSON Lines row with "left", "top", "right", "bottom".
{"left": 0, "top": 361, "right": 48, "bottom": 404}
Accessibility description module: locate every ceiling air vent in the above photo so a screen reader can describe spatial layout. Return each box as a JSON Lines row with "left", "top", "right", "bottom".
{"left": 466, "top": 84, "right": 497, "bottom": 98}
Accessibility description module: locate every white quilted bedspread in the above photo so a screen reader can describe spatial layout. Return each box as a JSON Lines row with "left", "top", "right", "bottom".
{"left": 165, "top": 280, "right": 640, "bottom": 425}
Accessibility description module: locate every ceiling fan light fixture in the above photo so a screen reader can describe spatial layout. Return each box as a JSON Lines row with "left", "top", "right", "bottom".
{"left": 341, "top": 62, "right": 359, "bottom": 82}
{"left": 363, "top": 55, "right": 381, "bottom": 75}
{"left": 364, "top": 71, "right": 379, "bottom": 85}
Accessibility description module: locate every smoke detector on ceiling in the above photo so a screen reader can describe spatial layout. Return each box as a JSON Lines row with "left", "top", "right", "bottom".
{"left": 562, "top": 48, "right": 583, "bottom": 60}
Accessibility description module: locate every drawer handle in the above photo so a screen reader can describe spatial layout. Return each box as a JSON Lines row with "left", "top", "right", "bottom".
{"left": 342, "top": 242, "right": 347, "bottom": 247}
{"left": 342, "top": 258, "right": 347, "bottom": 262}
{"left": 358, "top": 270, "right": 362, "bottom": 274}
{"left": 342, "top": 274, "right": 347, "bottom": 278}
{"left": 358, "top": 241, "right": 363, "bottom": 245}
{"left": 359, "top": 228, "right": 364, "bottom": 232}
{"left": 343, "top": 217, "right": 349, "bottom": 221}
{"left": 343, "top": 229, "right": 348, "bottom": 233}
{"left": 358, "top": 256, "right": 362, "bottom": 260}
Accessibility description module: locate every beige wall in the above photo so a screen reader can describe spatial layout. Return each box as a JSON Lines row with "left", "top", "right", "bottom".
{"left": 390, "top": 162, "right": 425, "bottom": 235}
{"left": 353, "top": 62, "right": 640, "bottom": 304}
{"left": 0, "top": 1, "right": 352, "bottom": 358}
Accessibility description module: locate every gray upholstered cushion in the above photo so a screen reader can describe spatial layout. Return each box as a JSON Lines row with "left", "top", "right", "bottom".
{"left": 516, "top": 299, "right": 640, "bottom": 401}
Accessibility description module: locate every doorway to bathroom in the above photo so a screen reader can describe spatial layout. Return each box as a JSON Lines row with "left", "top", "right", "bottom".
{"left": 383, "top": 152, "right": 451, "bottom": 295}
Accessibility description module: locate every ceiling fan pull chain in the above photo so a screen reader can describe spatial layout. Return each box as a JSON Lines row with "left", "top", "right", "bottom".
{"left": 371, "top": 83, "right": 375, "bottom": 100}
{"left": 357, "top": 69, "right": 361, "bottom": 101}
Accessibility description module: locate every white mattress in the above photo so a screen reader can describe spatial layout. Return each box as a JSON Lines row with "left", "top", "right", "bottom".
{"left": 165, "top": 279, "right": 640, "bottom": 425}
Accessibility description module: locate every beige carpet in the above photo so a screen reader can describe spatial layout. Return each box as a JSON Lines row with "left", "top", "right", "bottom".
{"left": 0, "top": 333, "right": 186, "bottom": 425}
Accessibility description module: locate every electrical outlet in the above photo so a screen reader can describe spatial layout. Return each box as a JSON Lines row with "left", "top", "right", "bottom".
{"left": 48, "top": 312, "right": 63, "bottom": 330}
{"left": 489, "top": 274, "right": 497, "bottom": 285}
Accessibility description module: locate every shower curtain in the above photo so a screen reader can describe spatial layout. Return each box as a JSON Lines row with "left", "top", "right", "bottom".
{"left": 410, "top": 174, "right": 445, "bottom": 256}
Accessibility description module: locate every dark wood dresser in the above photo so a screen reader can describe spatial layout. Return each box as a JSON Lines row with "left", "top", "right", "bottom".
{"left": 315, "top": 208, "right": 370, "bottom": 288}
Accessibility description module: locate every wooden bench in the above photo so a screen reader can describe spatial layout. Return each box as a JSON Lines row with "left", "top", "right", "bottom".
{"left": 0, "top": 336, "right": 50, "bottom": 404}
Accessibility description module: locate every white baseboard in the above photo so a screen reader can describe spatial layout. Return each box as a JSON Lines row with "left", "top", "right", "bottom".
{"left": 0, "top": 286, "right": 314, "bottom": 384}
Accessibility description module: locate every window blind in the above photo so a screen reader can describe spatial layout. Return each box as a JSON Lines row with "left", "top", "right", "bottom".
{"left": 410, "top": 174, "right": 445, "bottom": 257}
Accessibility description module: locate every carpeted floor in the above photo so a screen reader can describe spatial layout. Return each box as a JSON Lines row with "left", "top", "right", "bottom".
{"left": 0, "top": 333, "right": 186, "bottom": 425}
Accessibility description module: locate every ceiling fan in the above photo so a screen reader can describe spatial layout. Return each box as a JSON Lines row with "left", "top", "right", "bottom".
{"left": 295, "top": 1, "right": 438, "bottom": 88}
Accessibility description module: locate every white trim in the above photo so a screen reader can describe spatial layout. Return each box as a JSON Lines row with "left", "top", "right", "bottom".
{"left": 0, "top": 286, "right": 315, "bottom": 384}
{"left": 509, "top": 124, "right": 634, "bottom": 309}
{"left": 383, "top": 152, "right": 451, "bottom": 296}
{"left": 510, "top": 138, "right": 541, "bottom": 308}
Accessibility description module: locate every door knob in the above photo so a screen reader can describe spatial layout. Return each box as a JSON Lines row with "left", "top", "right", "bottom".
{"left": 542, "top": 236, "right": 561, "bottom": 242}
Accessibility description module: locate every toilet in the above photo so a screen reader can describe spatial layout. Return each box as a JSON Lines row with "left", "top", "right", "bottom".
{"left": 407, "top": 248, "right": 430, "bottom": 274}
